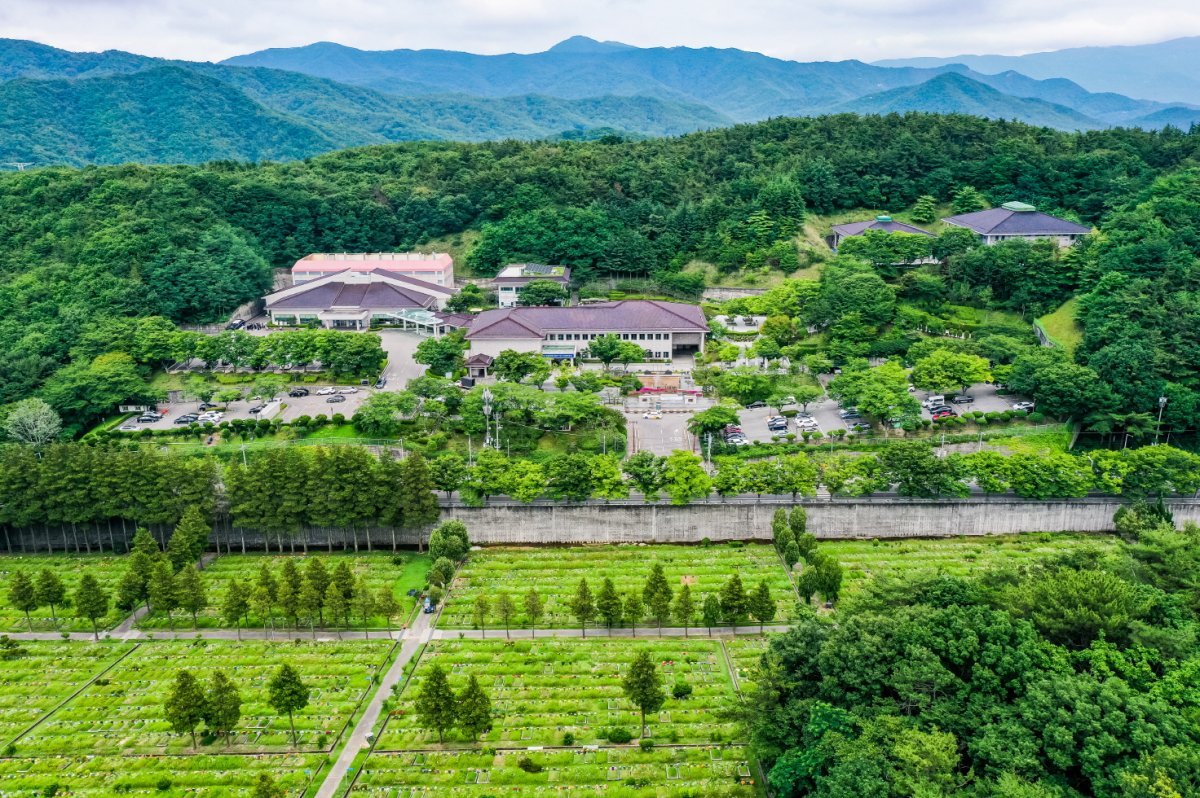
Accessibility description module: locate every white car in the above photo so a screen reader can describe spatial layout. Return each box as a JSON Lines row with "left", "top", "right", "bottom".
{"left": 198, "top": 413, "right": 223, "bottom": 423}
{"left": 315, "top": 387, "right": 337, "bottom": 396}
{"left": 119, "top": 422, "right": 139, "bottom": 432}
{"left": 643, "top": 411, "right": 663, "bottom": 419}
{"left": 1012, "top": 401, "right": 1036, "bottom": 412}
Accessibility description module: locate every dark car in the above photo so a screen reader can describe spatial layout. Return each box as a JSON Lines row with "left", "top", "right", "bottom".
{"left": 951, "top": 395, "right": 975, "bottom": 404}
{"left": 374, "top": 378, "right": 387, "bottom": 389}
{"left": 174, "top": 415, "right": 199, "bottom": 425}
{"left": 288, "top": 388, "right": 310, "bottom": 397}
{"left": 928, "top": 405, "right": 953, "bottom": 415}
{"left": 197, "top": 402, "right": 219, "bottom": 411}
{"left": 225, "top": 319, "right": 246, "bottom": 330}
{"left": 745, "top": 401, "right": 766, "bottom": 409}
{"left": 326, "top": 395, "right": 347, "bottom": 404}
{"left": 247, "top": 405, "right": 266, "bottom": 414}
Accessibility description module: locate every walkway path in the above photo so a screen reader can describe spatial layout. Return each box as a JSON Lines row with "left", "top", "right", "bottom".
{"left": 315, "top": 608, "right": 437, "bottom": 798}
{"left": 430, "top": 624, "right": 791, "bottom": 640}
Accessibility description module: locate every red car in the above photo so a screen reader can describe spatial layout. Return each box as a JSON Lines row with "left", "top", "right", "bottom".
{"left": 932, "top": 409, "right": 957, "bottom": 420}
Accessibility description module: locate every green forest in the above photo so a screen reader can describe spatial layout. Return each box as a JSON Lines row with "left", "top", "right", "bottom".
{"left": 3, "top": 113, "right": 1200, "bottom": 433}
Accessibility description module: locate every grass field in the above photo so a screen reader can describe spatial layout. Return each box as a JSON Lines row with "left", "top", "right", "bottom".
{"left": 348, "top": 746, "right": 757, "bottom": 797}
{"left": 823, "top": 533, "right": 1119, "bottom": 597}
{"left": 18, "top": 639, "right": 392, "bottom": 755}
{"left": 1036, "top": 297, "right": 1083, "bottom": 354}
{"left": 724, "top": 637, "right": 770, "bottom": 697}
{"left": 378, "top": 639, "right": 742, "bottom": 750}
{"left": 442, "top": 544, "right": 795, "bottom": 630}
{"left": 137, "top": 552, "right": 430, "bottom": 630}
{"left": 0, "top": 555, "right": 129, "bottom": 632}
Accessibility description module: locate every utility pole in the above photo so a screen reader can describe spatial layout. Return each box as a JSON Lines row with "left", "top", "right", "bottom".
{"left": 1154, "top": 395, "right": 1168, "bottom": 445}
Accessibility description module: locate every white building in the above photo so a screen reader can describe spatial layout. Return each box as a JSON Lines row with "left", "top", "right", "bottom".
{"left": 291, "top": 252, "right": 455, "bottom": 286}
{"left": 942, "top": 202, "right": 1090, "bottom": 246}
{"left": 492, "top": 263, "right": 571, "bottom": 307}
{"left": 464, "top": 300, "right": 708, "bottom": 361}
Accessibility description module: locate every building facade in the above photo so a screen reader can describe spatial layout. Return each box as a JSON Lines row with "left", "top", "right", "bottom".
{"left": 465, "top": 300, "right": 708, "bottom": 361}
{"left": 263, "top": 269, "right": 452, "bottom": 329}
{"left": 291, "top": 252, "right": 455, "bottom": 286}
{"left": 492, "top": 263, "right": 572, "bottom": 307}
{"left": 942, "top": 202, "right": 1090, "bottom": 246}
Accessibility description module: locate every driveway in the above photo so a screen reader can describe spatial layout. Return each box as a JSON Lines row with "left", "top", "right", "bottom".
{"left": 377, "top": 330, "right": 429, "bottom": 389}
{"left": 629, "top": 413, "right": 695, "bottom": 456}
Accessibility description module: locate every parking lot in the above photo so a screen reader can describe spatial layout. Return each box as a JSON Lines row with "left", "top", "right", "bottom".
{"left": 117, "top": 385, "right": 372, "bottom": 432}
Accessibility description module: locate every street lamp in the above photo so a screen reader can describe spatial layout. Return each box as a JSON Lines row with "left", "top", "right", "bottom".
{"left": 1154, "top": 395, "right": 1168, "bottom": 445}
{"left": 482, "top": 388, "right": 494, "bottom": 449}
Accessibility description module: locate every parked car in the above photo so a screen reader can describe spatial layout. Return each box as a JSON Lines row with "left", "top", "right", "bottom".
{"left": 423, "top": 597, "right": 436, "bottom": 614}
{"left": 225, "top": 319, "right": 246, "bottom": 330}
{"left": 922, "top": 395, "right": 946, "bottom": 409}
{"left": 796, "top": 419, "right": 819, "bottom": 430}
{"left": 288, "top": 388, "right": 310, "bottom": 397}
{"left": 1012, "top": 401, "right": 1036, "bottom": 412}
{"left": 374, "top": 378, "right": 387, "bottom": 389}
{"left": 928, "top": 404, "right": 953, "bottom": 414}
{"left": 850, "top": 422, "right": 872, "bottom": 432}
{"left": 338, "top": 387, "right": 359, "bottom": 394}
{"left": 932, "top": 409, "right": 957, "bottom": 419}
{"left": 838, "top": 408, "right": 860, "bottom": 419}
{"left": 136, "top": 415, "right": 159, "bottom": 424}
{"left": 951, "top": 395, "right": 975, "bottom": 404}
{"left": 745, "top": 401, "right": 766, "bottom": 409}
{"left": 119, "top": 422, "right": 139, "bottom": 432}
{"left": 197, "top": 402, "right": 219, "bottom": 411}
{"left": 643, "top": 411, "right": 663, "bottom": 419}
{"left": 173, "top": 415, "right": 198, "bottom": 425}
{"left": 326, "top": 395, "right": 347, "bottom": 404}
{"left": 315, "top": 387, "right": 337, "bottom": 396}
{"left": 247, "top": 405, "right": 266, "bottom": 414}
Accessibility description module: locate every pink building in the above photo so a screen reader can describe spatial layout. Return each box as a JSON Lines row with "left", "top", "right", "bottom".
{"left": 291, "top": 252, "right": 454, "bottom": 287}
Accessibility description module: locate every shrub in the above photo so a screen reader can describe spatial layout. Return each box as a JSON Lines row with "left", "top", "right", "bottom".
{"left": 672, "top": 681, "right": 693, "bottom": 699}
{"left": 639, "top": 738, "right": 656, "bottom": 751}
{"left": 155, "top": 779, "right": 173, "bottom": 792}
{"left": 1028, "top": 411, "right": 1045, "bottom": 423}
{"left": 604, "top": 727, "right": 634, "bottom": 744}
{"left": 332, "top": 413, "right": 347, "bottom": 425}
{"left": 700, "top": 537, "right": 712, "bottom": 547}
{"left": 562, "top": 731, "right": 575, "bottom": 746}
{"left": 517, "top": 757, "right": 543, "bottom": 773}
{"left": 42, "top": 785, "right": 60, "bottom": 797}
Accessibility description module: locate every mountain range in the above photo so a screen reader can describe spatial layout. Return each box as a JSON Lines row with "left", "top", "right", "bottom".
{"left": 1, "top": 35, "right": 1198, "bottom": 167}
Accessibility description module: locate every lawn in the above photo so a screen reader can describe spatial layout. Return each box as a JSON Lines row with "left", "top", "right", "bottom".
{"left": 348, "top": 746, "right": 757, "bottom": 797}
{"left": 724, "top": 637, "right": 771, "bottom": 697}
{"left": 1036, "top": 297, "right": 1083, "bottom": 354}
{"left": 0, "top": 554, "right": 130, "bottom": 632}
{"left": 137, "top": 552, "right": 430, "bottom": 631}
{"left": 822, "top": 533, "right": 1119, "bottom": 597}
{"left": 20, "top": 639, "right": 393, "bottom": 755}
{"left": 378, "top": 639, "right": 743, "bottom": 750}
{"left": 442, "top": 544, "right": 795, "bottom": 630}
{"left": 0, "top": 640, "right": 135, "bottom": 746}
{"left": 0, "top": 751, "right": 327, "bottom": 797}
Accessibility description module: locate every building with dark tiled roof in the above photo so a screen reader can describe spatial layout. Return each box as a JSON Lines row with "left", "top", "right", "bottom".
{"left": 942, "top": 202, "right": 1091, "bottom": 246}
{"left": 830, "top": 215, "right": 934, "bottom": 248}
{"left": 263, "top": 269, "right": 453, "bottom": 329}
{"left": 465, "top": 300, "right": 708, "bottom": 360}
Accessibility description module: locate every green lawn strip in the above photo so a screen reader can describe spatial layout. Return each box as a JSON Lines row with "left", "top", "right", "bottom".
{"left": 348, "top": 746, "right": 758, "bottom": 796}
{"left": 23, "top": 639, "right": 391, "bottom": 756}
{"left": 0, "top": 751, "right": 326, "bottom": 796}
{"left": 0, "top": 555, "right": 129, "bottom": 632}
{"left": 1035, "top": 297, "right": 1083, "bottom": 354}
{"left": 0, "top": 641, "right": 136, "bottom": 747}
{"left": 137, "top": 552, "right": 430, "bottom": 631}
{"left": 822, "top": 533, "right": 1118, "bottom": 597}
{"left": 377, "top": 638, "right": 742, "bottom": 751}
{"left": 442, "top": 544, "right": 794, "bottom": 629}
{"left": 722, "top": 638, "right": 772, "bottom": 698}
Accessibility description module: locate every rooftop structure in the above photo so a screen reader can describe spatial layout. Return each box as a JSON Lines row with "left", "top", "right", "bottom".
{"left": 942, "top": 202, "right": 1090, "bottom": 246}
{"left": 291, "top": 252, "right": 454, "bottom": 286}
{"left": 831, "top": 215, "right": 934, "bottom": 248}
{"left": 264, "top": 268, "right": 452, "bottom": 329}
{"left": 493, "top": 263, "right": 572, "bottom": 307}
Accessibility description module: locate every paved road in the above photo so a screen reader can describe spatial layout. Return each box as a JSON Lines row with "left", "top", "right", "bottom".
{"left": 315, "top": 607, "right": 438, "bottom": 798}
{"left": 432, "top": 624, "right": 791, "bottom": 640}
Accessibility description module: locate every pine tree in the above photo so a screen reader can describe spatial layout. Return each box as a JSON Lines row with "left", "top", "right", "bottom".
{"left": 168, "top": 506, "right": 209, "bottom": 571}
{"left": 788, "top": 506, "right": 807, "bottom": 537}
{"left": 720, "top": 575, "right": 748, "bottom": 629}
{"left": 623, "top": 592, "right": 644, "bottom": 637}
{"left": 278, "top": 560, "right": 301, "bottom": 628}
{"left": 148, "top": 558, "right": 179, "bottom": 631}
{"left": 8, "top": 571, "right": 38, "bottom": 631}
{"left": 622, "top": 650, "right": 665, "bottom": 737}
{"left": 304, "top": 559, "right": 330, "bottom": 626}
{"left": 222, "top": 578, "right": 250, "bottom": 640}
{"left": 795, "top": 533, "right": 818, "bottom": 559}
{"left": 643, "top": 563, "right": 673, "bottom": 636}
{"left": 414, "top": 663, "right": 456, "bottom": 744}
{"left": 74, "top": 573, "right": 109, "bottom": 640}
{"left": 951, "top": 185, "right": 987, "bottom": 214}
{"left": 783, "top": 540, "right": 801, "bottom": 569}
{"left": 331, "top": 561, "right": 355, "bottom": 603}
{"left": 673, "top": 584, "right": 696, "bottom": 637}
{"left": 596, "top": 578, "right": 622, "bottom": 633}
{"left": 816, "top": 558, "right": 844, "bottom": 604}
{"left": 116, "top": 551, "right": 153, "bottom": 612}
{"left": 130, "top": 527, "right": 159, "bottom": 556}
{"left": 203, "top": 670, "right": 242, "bottom": 744}
{"left": 325, "top": 582, "right": 350, "bottom": 639}
{"left": 456, "top": 674, "right": 493, "bottom": 743}
{"left": 523, "top": 588, "right": 544, "bottom": 639}
{"left": 771, "top": 508, "right": 789, "bottom": 546}
{"left": 252, "top": 774, "right": 285, "bottom": 798}
{"left": 748, "top": 580, "right": 775, "bottom": 632}
{"left": 353, "top": 576, "right": 375, "bottom": 638}
{"left": 472, "top": 595, "right": 490, "bottom": 638}
{"left": 164, "top": 670, "right": 207, "bottom": 747}
{"left": 701, "top": 594, "right": 721, "bottom": 636}
{"left": 796, "top": 567, "right": 820, "bottom": 604}
{"left": 911, "top": 194, "right": 938, "bottom": 224}
{"left": 267, "top": 664, "right": 310, "bottom": 747}
{"left": 494, "top": 593, "right": 516, "bottom": 639}
{"left": 298, "top": 580, "right": 322, "bottom": 638}
{"left": 34, "top": 569, "right": 65, "bottom": 626}
{"left": 570, "top": 579, "right": 596, "bottom": 637}
{"left": 375, "top": 586, "right": 399, "bottom": 633}
{"left": 252, "top": 582, "right": 275, "bottom": 638}
{"left": 176, "top": 566, "right": 207, "bottom": 629}
{"left": 399, "top": 453, "right": 441, "bottom": 531}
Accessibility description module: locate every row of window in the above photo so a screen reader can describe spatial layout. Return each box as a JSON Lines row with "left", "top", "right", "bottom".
{"left": 545, "top": 332, "right": 671, "bottom": 342}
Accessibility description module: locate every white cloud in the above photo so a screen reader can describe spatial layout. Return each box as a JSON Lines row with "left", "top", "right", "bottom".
{"left": 1, "top": 0, "right": 1198, "bottom": 62}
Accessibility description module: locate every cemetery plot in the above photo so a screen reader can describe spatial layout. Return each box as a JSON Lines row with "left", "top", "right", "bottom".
{"left": 348, "top": 746, "right": 757, "bottom": 797}
{"left": 0, "top": 640, "right": 134, "bottom": 745}
{"left": 442, "top": 544, "right": 794, "bottom": 629}
{"left": 137, "top": 552, "right": 430, "bottom": 630}
{"left": 724, "top": 638, "right": 771, "bottom": 696}
{"left": 822, "top": 533, "right": 1118, "bottom": 597}
{"left": 22, "top": 639, "right": 392, "bottom": 755}
{"left": 0, "top": 751, "right": 326, "bottom": 797}
{"left": 378, "top": 639, "right": 742, "bottom": 750}
{"left": 0, "top": 554, "right": 128, "bottom": 632}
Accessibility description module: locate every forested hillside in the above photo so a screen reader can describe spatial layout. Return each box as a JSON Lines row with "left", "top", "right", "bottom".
{"left": 2, "top": 113, "right": 1200, "bottom": 430}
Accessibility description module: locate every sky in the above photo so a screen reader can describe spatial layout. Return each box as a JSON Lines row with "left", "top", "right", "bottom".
{"left": 2, "top": 0, "right": 1199, "bottom": 62}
